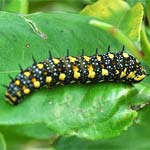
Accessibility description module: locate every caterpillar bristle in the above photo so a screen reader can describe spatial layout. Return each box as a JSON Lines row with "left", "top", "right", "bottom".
{"left": 32, "top": 55, "right": 37, "bottom": 64}
{"left": 19, "top": 64, "right": 23, "bottom": 72}
{"left": 82, "top": 49, "right": 84, "bottom": 56}
{"left": 1, "top": 84, "right": 8, "bottom": 89}
{"left": 121, "top": 45, "right": 125, "bottom": 53}
{"left": 66, "top": 49, "right": 69, "bottom": 57}
{"left": 146, "top": 73, "right": 150, "bottom": 76}
{"left": 107, "top": 45, "right": 111, "bottom": 53}
{"left": 8, "top": 75, "right": 14, "bottom": 81}
{"left": 49, "top": 50, "right": 52, "bottom": 58}
{"left": 95, "top": 48, "right": 99, "bottom": 55}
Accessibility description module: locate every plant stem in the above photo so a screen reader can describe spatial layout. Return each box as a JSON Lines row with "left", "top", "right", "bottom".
{"left": 140, "top": 25, "right": 150, "bottom": 64}
{"left": 89, "top": 19, "right": 142, "bottom": 59}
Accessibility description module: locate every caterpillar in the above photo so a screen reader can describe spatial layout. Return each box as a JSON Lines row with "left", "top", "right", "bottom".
{"left": 4, "top": 46, "right": 146, "bottom": 105}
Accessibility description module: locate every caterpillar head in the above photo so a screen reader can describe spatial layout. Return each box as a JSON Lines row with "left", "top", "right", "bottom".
{"left": 120, "top": 52, "right": 147, "bottom": 83}
{"left": 128, "top": 65, "right": 146, "bottom": 83}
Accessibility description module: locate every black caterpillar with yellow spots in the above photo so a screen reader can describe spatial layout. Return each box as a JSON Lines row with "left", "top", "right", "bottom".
{"left": 5, "top": 47, "right": 146, "bottom": 105}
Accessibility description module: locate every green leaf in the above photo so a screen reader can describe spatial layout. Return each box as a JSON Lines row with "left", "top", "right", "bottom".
{"left": 0, "top": 11, "right": 148, "bottom": 140}
{"left": 0, "top": 123, "right": 56, "bottom": 140}
{"left": 146, "top": 1, "right": 150, "bottom": 25}
{"left": 55, "top": 124, "right": 150, "bottom": 149}
{"left": 1, "top": 128, "right": 53, "bottom": 150}
{"left": 81, "top": 0, "right": 130, "bottom": 26}
{"left": 120, "top": 3, "right": 143, "bottom": 41}
{"left": 44, "top": 84, "right": 137, "bottom": 139}
{"left": 81, "top": 0, "right": 143, "bottom": 42}
{"left": 126, "top": 0, "right": 146, "bottom": 6}
{"left": 0, "top": 0, "right": 28, "bottom": 14}
{"left": 130, "top": 82, "right": 150, "bottom": 105}
{"left": 0, "top": 133, "right": 6, "bottom": 150}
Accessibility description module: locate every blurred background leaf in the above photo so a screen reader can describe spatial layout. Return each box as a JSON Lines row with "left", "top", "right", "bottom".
{"left": 55, "top": 124, "right": 150, "bottom": 149}
{"left": 0, "top": 0, "right": 28, "bottom": 13}
{"left": 0, "top": 0, "right": 97, "bottom": 13}
{"left": 0, "top": 133, "right": 6, "bottom": 150}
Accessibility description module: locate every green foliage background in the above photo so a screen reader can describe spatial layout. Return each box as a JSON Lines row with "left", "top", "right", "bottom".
{"left": 0, "top": 0, "right": 150, "bottom": 149}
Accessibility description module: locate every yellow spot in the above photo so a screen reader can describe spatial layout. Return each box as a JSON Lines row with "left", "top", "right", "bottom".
{"left": 73, "top": 65, "right": 80, "bottom": 79}
{"left": 44, "top": 72, "right": 47, "bottom": 75}
{"left": 33, "top": 81, "right": 40, "bottom": 88}
{"left": 24, "top": 71, "right": 31, "bottom": 77}
{"left": 88, "top": 65, "right": 93, "bottom": 71}
{"left": 123, "top": 53, "right": 129, "bottom": 58}
{"left": 17, "top": 91, "right": 21, "bottom": 97}
{"left": 120, "top": 68, "right": 127, "bottom": 78}
{"left": 15, "top": 80, "right": 20, "bottom": 85}
{"left": 100, "top": 64, "right": 104, "bottom": 68}
{"left": 69, "top": 56, "right": 76, "bottom": 63}
{"left": 37, "top": 63, "right": 44, "bottom": 69}
{"left": 59, "top": 73, "right": 66, "bottom": 81}
{"left": 53, "top": 58, "right": 60, "bottom": 64}
{"left": 97, "top": 55, "right": 101, "bottom": 61}
{"left": 46, "top": 76, "right": 52, "bottom": 83}
{"left": 31, "top": 78, "right": 36, "bottom": 83}
{"left": 73, "top": 66, "right": 79, "bottom": 72}
{"left": 5, "top": 92, "right": 17, "bottom": 102}
{"left": 102, "top": 69, "right": 109, "bottom": 76}
{"left": 134, "top": 75, "right": 146, "bottom": 81}
{"left": 11, "top": 97, "right": 17, "bottom": 102}
{"left": 88, "top": 71, "right": 96, "bottom": 78}
{"left": 136, "top": 59, "right": 139, "bottom": 63}
{"left": 142, "top": 67, "right": 145, "bottom": 71}
{"left": 74, "top": 72, "right": 80, "bottom": 79}
{"left": 5, "top": 92, "right": 9, "bottom": 96}
{"left": 23, "top": 88, "right": 30, "bottom": 94}
{"left": 84, "top": 56, "right": 90, "bottom": 62}
{"left": 10, "top": 97, "right": 17, "bottom": 102}
{"left": 127, "top": 71, "right": 136, "bottom": 79}
{"left": 115, "top": 70, "right": 119, "bottom": 75}
{"left": 108, "top": 53, "right": 114, "bottom": 59}
{"left": 22, "top": 85, "right": 26, "bottom": 90}
{"left": 87, "top": 65, "right": 96, "bottom": 78}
